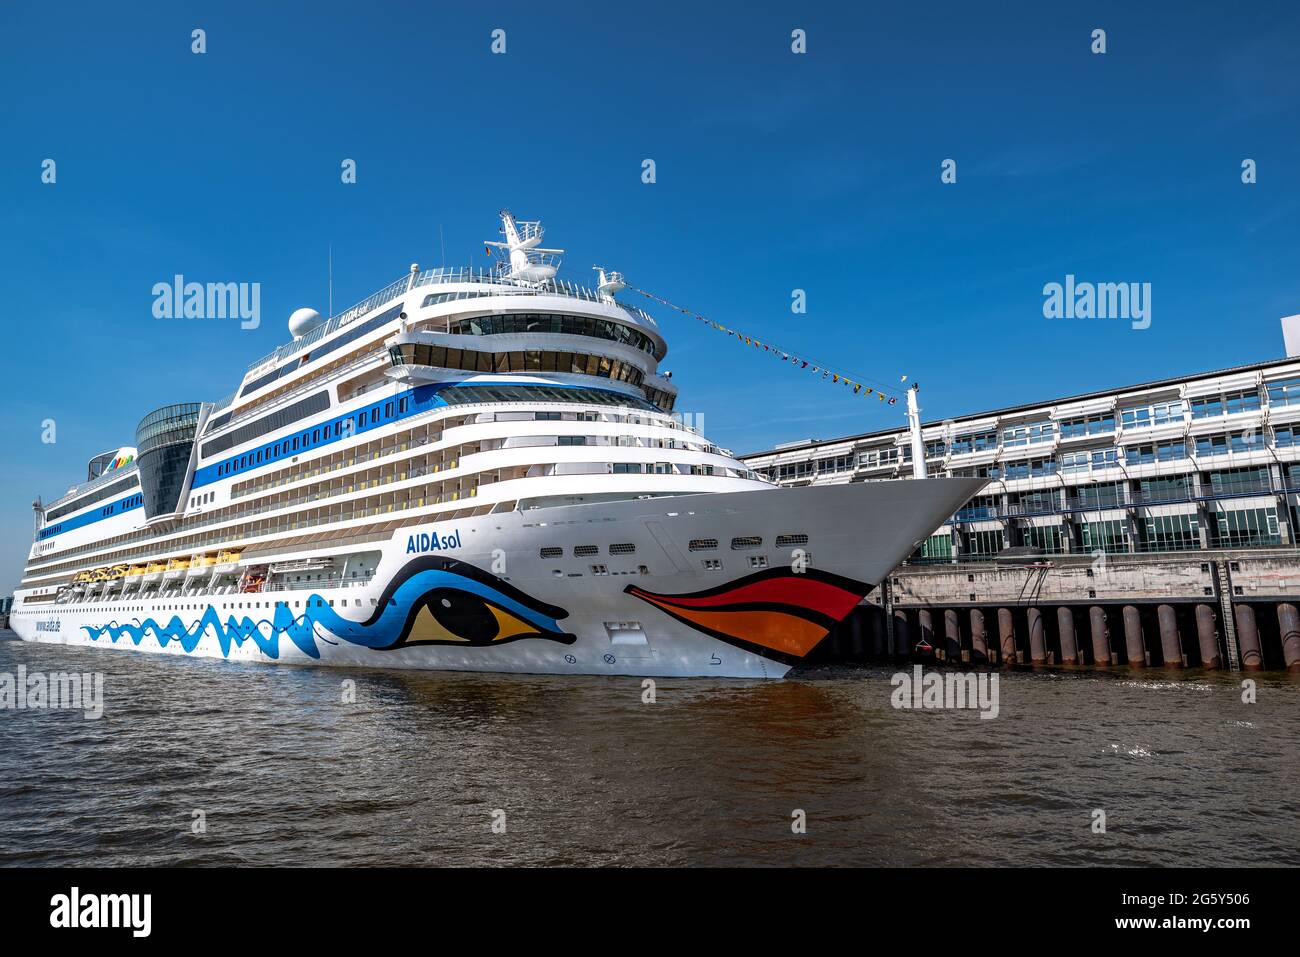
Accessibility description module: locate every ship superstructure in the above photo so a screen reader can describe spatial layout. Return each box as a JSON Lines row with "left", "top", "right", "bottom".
{"left": 10, "top": 212, "right": 982, "bottom": 677}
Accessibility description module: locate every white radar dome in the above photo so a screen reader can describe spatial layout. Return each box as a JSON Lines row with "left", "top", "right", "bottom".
{"left": 288, "top": 307, "right": 324, "bottom": 339}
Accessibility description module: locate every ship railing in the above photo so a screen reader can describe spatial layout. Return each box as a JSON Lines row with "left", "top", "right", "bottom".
{"left": 181, "top": 479, "right": 473, "bottom": 542}
{"left": 246, "top": 267, "right": 658, "bottom": 372}
{"left": 264, "top": 575, "right": 376, "bottom": 593}
{"left": 208, "top": 392, "right": 236, "bottom": 415}
{"left": 43, "top": 461, "right": 143, "bottom": 512}
{"left": 220, "top": 348, "right": 386, "bottom": 436}
{"left": 246, "top": 273, "right": 411, "bottom": 371}
{"left": 230, "top": 458, "right": 442, "bottom": 507}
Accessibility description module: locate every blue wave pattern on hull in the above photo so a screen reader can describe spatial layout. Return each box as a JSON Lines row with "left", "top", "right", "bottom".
{"left": 78, "top": 563, "right": 571, "bottom": 660}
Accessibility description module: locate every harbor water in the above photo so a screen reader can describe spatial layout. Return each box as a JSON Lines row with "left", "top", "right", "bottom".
{"left": 1, "top": 634, "right": 1296, "bottom": 867}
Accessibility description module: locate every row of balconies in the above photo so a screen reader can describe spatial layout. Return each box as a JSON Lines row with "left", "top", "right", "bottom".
{"left": 747, "top": 384, "right": 1300, "bottom": 476}
{"left": 952, "top": 473, "right": 1289, "bottom": 523}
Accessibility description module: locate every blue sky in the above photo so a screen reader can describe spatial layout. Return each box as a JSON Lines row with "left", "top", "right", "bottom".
{"left": 2, "top": 0, "right": 1298, "bottom": 592}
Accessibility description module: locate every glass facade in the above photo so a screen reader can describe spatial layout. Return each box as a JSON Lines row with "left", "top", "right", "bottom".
{"left": 445, "top": 384, "right": 656, "bottom": 410}
{"left": 447, "top": 312, "right": 659, "bottom": 357}
{"left": 1022, "top": 524, "right": 1064, "bottom": 553}
{"left": 1211, "top": 507, "right": 1280, "bottom": 547}
{"left": 1080, "top": 519, "right": 1129, "bottom": 554}
{"left": 45, "top": 475, "right": 140, "bottom": 522}
{"left": 135, "top": 403, "right": 202, "bottom": 519}
{"left": 919, "top": 533, "right": 952, "bottom": 560}
{"left": 1140, "top": 514, "right": 1200, "bottom": 551}
{"left": 962, "top": 529, "right": 1004, "bottom": 556}
{"left": 389, "top": 343, "right": 645, "bottom": 388}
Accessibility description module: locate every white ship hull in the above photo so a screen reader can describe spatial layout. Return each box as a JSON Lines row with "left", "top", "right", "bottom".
{"left": 11, "top": 480, "right": 981, "bottom": 678}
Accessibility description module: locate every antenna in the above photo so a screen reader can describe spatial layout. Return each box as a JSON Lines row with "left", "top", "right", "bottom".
{"left": 484, "top": 209, "right": 563, "bottom": 283}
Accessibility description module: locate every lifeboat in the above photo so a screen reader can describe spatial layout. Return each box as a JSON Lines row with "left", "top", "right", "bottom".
{"left": 163, "top": 557, "right": 191, "bottom": 581}
{"left": 240, "top": 564, "right": 269, "bottom": 593}
{"left": 124, "top": 564, "right": 146, "bottom": 583}
{"left": 187, "top": 553, "right": 216, "bottom": 577}
{"left": 142, "top": 561, "right": 165, "bottom": 583}
{"left": 214, "top": 549, "right": 243, "bottom": 575}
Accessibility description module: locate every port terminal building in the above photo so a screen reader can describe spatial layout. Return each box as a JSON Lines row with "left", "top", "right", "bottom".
{"left": 739, "top": 317, "right": 1300, "bottom": 672}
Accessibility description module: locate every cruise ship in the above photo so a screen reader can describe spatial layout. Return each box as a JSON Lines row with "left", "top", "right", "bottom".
{"left": 9, "top": 211, "right": 982, "bottom": 678}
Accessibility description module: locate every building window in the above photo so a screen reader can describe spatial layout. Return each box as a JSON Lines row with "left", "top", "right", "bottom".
{"left": 1120, "top": 400, "right": 1183, "bottom": 429}
{"left": 1211, "top": 507, "right": 1279, "bottom": 548}
{"left": 1060, "top": 451, "right": 1091, "bottom": 473}
{"left": 1195, "top": 434, "right": 1229, "bottom": 457}
{"left": 962, "top": 529, "right": 1003, "bottom": 556}
{"left": 1021, "top": 524, "right": 1064, "bottom": 553}
{"left": 1136, "top": 476, "right": 1190, "bottom": 504}
{"left": 1224, "top": 389, "right": 1262, "bottom": 415}
{"left": 951, "top": 430, "right": 997, "bottom": 454}
{"left": 918, "top": 534, "right": 952, "bottom": 561}
{"left": 1267, "top": 377, "right": 1300, "bottom": 407}
{"left": 1076, "top": 481, "right": 1125, "bottom": 509}
{"left": 1080, "top": 519, "right": 1128, "bottom": 554}
{"left": 1059, "top": 413, "right": 1115, "bottom": 438}
{"left": 955, "top": 495, "right": 998, "bottom": 522}
{"left": 1208, "top": 467, "right": 1270, "bottom": 496}
{"left": 1140, "top": 514, "right": 1200, "bottom": 551}
{"left": 817, "top": 455, "right": 853, "bottom": 474}
{"left": 1002, "top": 421, "right": 1055, "bottom": 448}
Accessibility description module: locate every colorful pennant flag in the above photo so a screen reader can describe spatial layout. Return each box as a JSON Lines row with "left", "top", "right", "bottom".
{"left": 627, "top": 285, "right": 900, "bottom": 405}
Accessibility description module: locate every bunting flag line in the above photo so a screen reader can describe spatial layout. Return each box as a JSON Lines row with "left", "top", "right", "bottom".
{"left": 628, "top": 286, "right": 900, "bottom": 405}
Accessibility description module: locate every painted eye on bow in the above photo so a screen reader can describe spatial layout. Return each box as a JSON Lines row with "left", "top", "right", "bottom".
{"left": 405, "top": 588, "right": 549, "bottom": 646}
{"left": 339, "top": 556, "right": 577, "bottom": 651}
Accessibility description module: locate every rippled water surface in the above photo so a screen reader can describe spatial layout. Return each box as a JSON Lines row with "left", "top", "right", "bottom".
{"left": 1, "top": 635, "right": 1297, "bottom": 867}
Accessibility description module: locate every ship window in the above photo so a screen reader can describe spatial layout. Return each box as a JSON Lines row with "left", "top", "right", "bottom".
{"left": 730, "top": 536, "right": 762, "bottom": 550}
{"left": 775, "top": 534, "right": 809, "bottom": 547}
{"left": 574, "top": 545, "right": 598, "bottom": 557}
{"left": 385, "top": 402, "right": 393, "bottom": 417}
{"left": 688, "top": 538, "right": 719, "bottom": 551}
{"left": 539, "top": 547, "right": 562, "bottom": 558}
{"left": 558, "top": 435, "right": 588, "bottom": 446}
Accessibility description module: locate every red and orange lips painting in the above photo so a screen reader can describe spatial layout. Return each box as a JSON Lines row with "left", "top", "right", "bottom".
{"left": 624, "top": 567, "right": 873, "bottom": 663}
